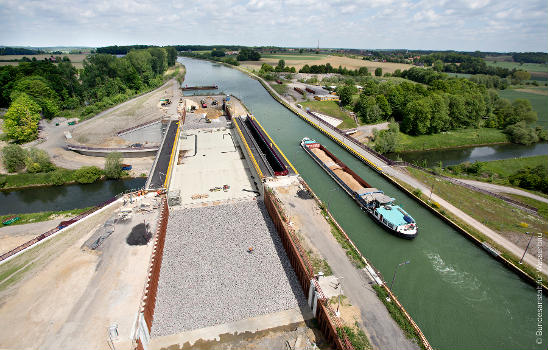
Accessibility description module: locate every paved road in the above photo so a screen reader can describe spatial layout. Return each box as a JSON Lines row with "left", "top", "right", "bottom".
{"left": 458, "top": 179, "right": 548, "bottom": 204}
{"left": 276, "top": 186, "right": 419, "bottom": 350}
{"left": 245, "top": 68, "right": 548, "bottom": 274}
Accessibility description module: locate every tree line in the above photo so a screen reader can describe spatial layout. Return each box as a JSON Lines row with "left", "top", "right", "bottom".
{"left": 511, "top": 52, "right": 548, "bottom": 64}
{"left": 336, "top": 74, "right": 545, "bottom": 147}
{"left": 299, "top": 63, "right": 370, "bottom": 76}
{"left": 1, "top": 47, "right": 177, "bottom": 143}
{"left": 0, "top": 47, "right": 44, "bottom": 55}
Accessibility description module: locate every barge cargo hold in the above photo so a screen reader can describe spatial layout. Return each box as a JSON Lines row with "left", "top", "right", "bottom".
{"left": 301, "top": 137, "right": 417, "bottom": 239}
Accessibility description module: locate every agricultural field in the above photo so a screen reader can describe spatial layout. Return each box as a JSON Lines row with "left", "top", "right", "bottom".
{"left": 0, "top": 54, "right": 88, "bottom": 68}
{"left": 498, "top": 88, "right": 548, "bottom": 129}
{"left": 242, "top": 55, "right": 413, "bottom": 74}
{"left": 261, "top": 54, "right": 326, "bottom": 61}
{"left": 484, "top": 60, "right": 548, "bottom": 73}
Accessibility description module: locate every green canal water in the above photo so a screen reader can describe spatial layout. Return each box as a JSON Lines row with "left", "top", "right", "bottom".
{"left": 179, "top": 57, "right": 547, "bottom": 350}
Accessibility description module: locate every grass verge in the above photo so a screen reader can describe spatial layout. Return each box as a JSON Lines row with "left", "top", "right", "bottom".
{"left": 270, "top": 82, "right": 288, "bottom": 95}
{"left": 398, "top": 128, "right": 509, "bottom": 151}
{"left": 372, "top": 285, "right": 424, "bottom": 349}
{"left": 407, "top": 167, "right": 547, "bottom": 236}
{"left": 337, "top": 321, "right": 373, "bottom": 350}
{"left": 300, "top": 100, "right": 357, "bottom": 129}
{"left": 1, "top": 207, "right": 91, "bottom": 226}
{"left": 391, "top": 171, "right": 548, "bottom": 289}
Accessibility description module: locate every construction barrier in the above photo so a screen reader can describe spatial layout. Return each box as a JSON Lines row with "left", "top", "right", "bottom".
{"left": 264, "top": 189, "right": 353, "bottom": 350}
{"left": 141, "top": 196, "right": 169, "bottom": 332}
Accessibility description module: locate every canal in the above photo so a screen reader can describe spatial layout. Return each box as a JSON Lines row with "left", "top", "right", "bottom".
{"left": 390, "top": 142, "right": 548, "bottom": 168}
{"left": 0, "top": 178, "right": 146, "bottom": 215}
{"left": 179, "top": 57, "right": 547, "bottom": 350}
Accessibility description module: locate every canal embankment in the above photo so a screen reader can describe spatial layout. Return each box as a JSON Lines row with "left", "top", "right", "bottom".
{"left": 234, "top": 63, "right": 548, "bottom": 290}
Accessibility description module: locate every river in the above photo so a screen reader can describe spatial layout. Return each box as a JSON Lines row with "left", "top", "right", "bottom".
{"left": 178, "top": 57, "right": 547, "bottom": 350}
{"left": 0, "top": 178, "right": 146, "bottom": 215}
{"left": 391, "top": 142, "right": 548, "bottom": 168}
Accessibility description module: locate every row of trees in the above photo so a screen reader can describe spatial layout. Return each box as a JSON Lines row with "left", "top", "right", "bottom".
{"left": 418, "top": 53, "right": 513, "bottom": 77}
{"left": 1, "top": 47, "right": 177, "bottom": 143}
{"left": 299, "top": 63, "right": 370, "bottom": 76}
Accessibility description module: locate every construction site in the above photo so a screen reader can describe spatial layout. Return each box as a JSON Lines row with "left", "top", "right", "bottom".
{"left": 0, "top": 89, "right": 418, "bottom": 350}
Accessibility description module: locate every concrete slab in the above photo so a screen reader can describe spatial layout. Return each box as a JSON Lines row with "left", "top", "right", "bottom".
{"left": 149, "top": 307, "right": 313, "bottom": 349}
{"left": 169, "top": 128, "right": 260, "bottom": 207}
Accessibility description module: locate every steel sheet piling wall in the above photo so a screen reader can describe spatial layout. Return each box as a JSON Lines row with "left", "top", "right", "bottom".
{"left": 264, "top": 189, "right": 353, "bottom": 350}
{"left": 141, "top": 196, "right": 169, "bottom": 332}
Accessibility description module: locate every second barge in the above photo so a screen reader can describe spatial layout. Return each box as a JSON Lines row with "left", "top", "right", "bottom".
{"left": 301, "top": 137, "right": 417, "bottom": 239}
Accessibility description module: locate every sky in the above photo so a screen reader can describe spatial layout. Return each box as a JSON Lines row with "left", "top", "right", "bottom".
{"left": 0, "top": 0, "right": 547, "bottom": 52}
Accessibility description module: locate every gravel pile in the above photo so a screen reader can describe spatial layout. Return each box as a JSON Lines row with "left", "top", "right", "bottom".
{"left": 184, "top": 112, "right": 227, "bottom": 130}
{"left": 151, "top": 200, "right": 307, "bottom": 337}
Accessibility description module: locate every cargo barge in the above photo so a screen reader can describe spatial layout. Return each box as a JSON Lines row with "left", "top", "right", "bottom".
{"left": 301, "top": 137, "right": 417, "bottom": 239}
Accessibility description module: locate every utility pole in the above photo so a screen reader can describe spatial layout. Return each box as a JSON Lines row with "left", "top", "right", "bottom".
{"left": 519, "top": 232, "right": 534, "bottom": 264}
{"left": 428, "top": 183, "right": 435, "bottom": 202}
{"left": 336, "top": 277, "right": 344, "bottom": 317}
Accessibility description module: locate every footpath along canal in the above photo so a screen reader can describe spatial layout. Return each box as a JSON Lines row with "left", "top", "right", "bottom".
{"left": 179, "top": 57, "right": 547, "bottom": 350}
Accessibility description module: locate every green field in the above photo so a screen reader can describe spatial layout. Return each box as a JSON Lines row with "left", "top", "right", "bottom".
{"left": 443, "top": 155, "right": 548, "bottom": 190}
{"left": 300, "top": 100, "right": 357, "bottom": 129}
{"left": 261, "top": 54, "right": 325, "bottom": 61}
{"left": 398, "top": 128, "right": 508, "bottom": 151}
{"left": 498, "top": 89, "right": 548, "bottom": 129}
{"left": 1, "top": 207, "right": 90, "bottom": 226}
{"left": 475, "top": 155, "right": 548, "bottom": 178}
{"left": 407, "top": 167, "right": 547, "bottom": 236}
{"left": 485, "top": 60, "right": 548, "bottom": 73}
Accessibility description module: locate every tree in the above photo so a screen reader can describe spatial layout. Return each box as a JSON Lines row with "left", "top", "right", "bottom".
{"left": 374, "top": 121, "right": 401, "bottom": 154}
{"left": 237, "top": 48, "right": 261, "bottom": 61}
{"left": 374, "top": 68, "right": 382, "bottom": 77}
{"left": 104, "top": 152, "right": 123, "bottom": 179}
{"left": 73, "top": 166, "right": 102, "bottom": 184}
{"left": 512, "top": 70, "right": 531, "bottom": 83}
{"left": 210, "top": 49, "right": 226, "bottom": 57}
{"left": 337, "top": 85, "right": 355, "bottom": 106}
{"left": 165, "top": 46, "right": 178, "bottom": 66}
{"left": 25, "top": 147, "right": 55, "bottom": 173}
{"left": 355, "top": 95, "right": 382, "bottom": 124}
{"left": 2, "top": 144, "right": 27, "bottom": 172}
{"left": 10, "top": 76, "right": 60, "bottom": 119}
{"left": 3, "top": 93, "right": 42, "bottom": 143}
{"left": 402, "top": 97, "right": 431, "bottom": 135}
{"left": 277, "top": 59, "right": 285, "bottom": 70}
{"left": 504, "top": 121, "right": 538, "bottom": 145}
{"left": 375, "top": 94, "right": 392, "bottom": 118}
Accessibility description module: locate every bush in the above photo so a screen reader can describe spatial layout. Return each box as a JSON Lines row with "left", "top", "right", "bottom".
{"left": 73, "top": 166, "right": 102, "bottom": 184}
{"left": 25, "top": 148, "right": 55, "bottom": 173}
{"left": 509, "top": 165, "right": 548, "bottom": 194}
{"left": 104, "top": 152, "right": 123, "bottom": 179}
{"left": 412, "top": 188, "right": 422, "bottom": 198}
{"left": 2, "top": 144, "right": 27, "bottom": 172}
{"left": 48, "top": 169, "right": 70, "bottom": 185}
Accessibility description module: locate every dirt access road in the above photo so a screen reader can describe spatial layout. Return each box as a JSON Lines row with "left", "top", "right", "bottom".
{"left": 33, "top": 79, "right": 181, "bottom": 175}
{"left": 0, "top": 196, "right": 159, "bottom": 349}
{"left": 273, "top": 183, "right": 419, "bottom": 350}
{"left": 457, "top": 179, "right": 548, "bottom": 204}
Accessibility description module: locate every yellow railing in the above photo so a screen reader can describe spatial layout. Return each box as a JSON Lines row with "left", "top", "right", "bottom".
{"left": 163, "top": 121, "right": 181, "bottom": 189}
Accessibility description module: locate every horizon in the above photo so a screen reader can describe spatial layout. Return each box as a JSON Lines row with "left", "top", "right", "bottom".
{"left": 1, "top": 0, "right": 547, "bottom": 52}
